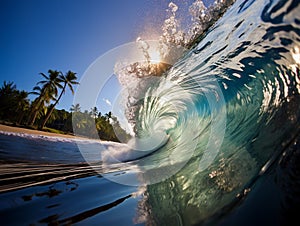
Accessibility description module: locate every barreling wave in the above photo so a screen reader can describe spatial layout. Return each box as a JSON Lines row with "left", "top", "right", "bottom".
{"left": 109, "top": 0, "right": 236, "bottom": 165}
{"left": 112, "top": 0, "right": 300, "bottom": 224}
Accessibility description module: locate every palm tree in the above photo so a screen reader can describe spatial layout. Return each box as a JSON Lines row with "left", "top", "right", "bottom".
{"left": 0, "top": 81, "right": 16, "bottom": 95}
{"left": 40, "top": 70, "right": 79, "bottom": 129}
{"left": 105, "top": 111, "right": 112, "bottom": 121}
{"left": 90, "top": 106, "right": 98, "bottom": 118}
{"left": 70, "top": 103, "right": 81, "bottom": 113}
{"left": 27, "top": 84, "right": 54, "bottom": 126}
{"left": 38, "top": 70, "right": 62, "bottom": 97}
{"left": 16, "top": 90, "right": 30, "bottom": 124}
{"left": 0, "top": 81, "right": 27, "bottom": 121}
{"left": 0, "top": 81, "right": 17, "bottom": 119}
{"left": 27, "top": 70, "right": 61, "bottom": 126}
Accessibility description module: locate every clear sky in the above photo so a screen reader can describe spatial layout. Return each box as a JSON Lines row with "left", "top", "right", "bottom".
{"left": 0, "top": 0, "right": 213, "bottom": 113}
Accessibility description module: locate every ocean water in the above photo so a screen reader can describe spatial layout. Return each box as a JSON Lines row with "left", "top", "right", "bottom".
{"left": 1, "top": 0, "right": 300, "bottom": 225}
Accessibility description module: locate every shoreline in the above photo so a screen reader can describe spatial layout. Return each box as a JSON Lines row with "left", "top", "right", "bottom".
{"left": 0, "top": 124, "right": 80, "bottom": 139}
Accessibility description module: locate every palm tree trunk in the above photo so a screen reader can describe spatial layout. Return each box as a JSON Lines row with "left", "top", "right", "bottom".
{"left": 40, "top": 84, "right": 66, "bottom": 129}
{"left": 17, "top": 112, "right": 25, "bottom": 125}
{"left": 27, "top": 99, "right": 42, "bottom": 126}
{"left": 28, "top": 108, "right": 39, "bottom": 126}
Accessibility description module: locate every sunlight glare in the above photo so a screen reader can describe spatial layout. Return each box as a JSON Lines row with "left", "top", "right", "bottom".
{"left": 148, "top": 48, "right": 162, "bottom": 63}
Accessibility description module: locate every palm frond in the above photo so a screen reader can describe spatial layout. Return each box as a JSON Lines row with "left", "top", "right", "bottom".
{"left": 68, "top": 83, "right": 75, "bottom": 94}
{"left": 39, "top": 72, "right": 49, "bottom": 80}
{"left": 37, "top": 80, "right": 47, "bottom": 85}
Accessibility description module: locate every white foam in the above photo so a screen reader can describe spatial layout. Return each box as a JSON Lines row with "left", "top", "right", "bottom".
{"left": 0, "top": 130, "right": 104, "bottom": 144}
{"left": 101, "top": 133, "right": 169, "bottom": 163}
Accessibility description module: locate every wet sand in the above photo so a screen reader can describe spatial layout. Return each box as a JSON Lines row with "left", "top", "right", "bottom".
{"left": 0, "top": 124, "right": 78, "bottom": 139}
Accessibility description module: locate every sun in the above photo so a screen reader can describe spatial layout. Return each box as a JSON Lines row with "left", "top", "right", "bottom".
{"left": 148, "top": 48, "right": 162, "bottom": 63}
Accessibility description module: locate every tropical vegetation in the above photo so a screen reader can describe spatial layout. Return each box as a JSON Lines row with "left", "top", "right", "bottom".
{"left": 0, "top": 69, "right": 130, "bottom": 142}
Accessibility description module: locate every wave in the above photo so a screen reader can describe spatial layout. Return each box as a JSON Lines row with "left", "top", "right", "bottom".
{"left": 106, "top": 0, "right": 300, "bottom": 224}
{"left": 70, "top": 0, "right": 300, "bottom": 188}
{"left": 103, "top": 0, "right": 300, "bottom": 178}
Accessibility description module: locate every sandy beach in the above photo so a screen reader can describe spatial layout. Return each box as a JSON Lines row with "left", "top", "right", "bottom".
{"left": 0, "top": 124, "right": 78, "bottom": 139}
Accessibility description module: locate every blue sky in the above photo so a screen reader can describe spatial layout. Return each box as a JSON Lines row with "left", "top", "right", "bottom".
{"left": 0, "top": 0, "right": 212, "bottom": 113}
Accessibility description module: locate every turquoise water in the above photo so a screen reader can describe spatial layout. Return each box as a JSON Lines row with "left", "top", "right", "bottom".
{"left": 1, "top": 0, "right": 300, "bottom": 225}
